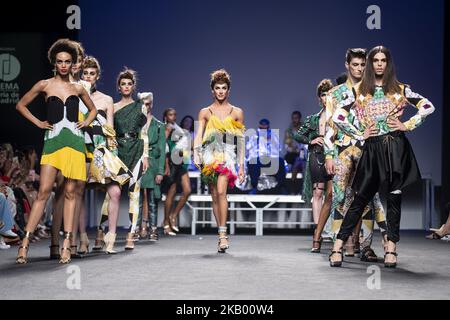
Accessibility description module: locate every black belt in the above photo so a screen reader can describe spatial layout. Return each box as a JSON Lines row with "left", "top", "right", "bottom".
{"left": 117, "top": 132, "right": 138, "bottom": 139}
{"left": 365, "top": 130, "right": 404, "bottom": 143}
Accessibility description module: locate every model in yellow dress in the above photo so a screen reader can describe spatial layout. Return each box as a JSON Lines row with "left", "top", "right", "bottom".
{"left": 194, "top": 69, "right": 245, "bottom": 253}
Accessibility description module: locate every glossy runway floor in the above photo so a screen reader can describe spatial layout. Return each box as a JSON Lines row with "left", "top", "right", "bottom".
{"left": 0, "top": 231, "right": 449, "bottom": 300}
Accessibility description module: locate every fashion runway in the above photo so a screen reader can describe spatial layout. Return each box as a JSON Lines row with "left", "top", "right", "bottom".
{"left": 0, "top": 231, "right": 449, "bottom": 300}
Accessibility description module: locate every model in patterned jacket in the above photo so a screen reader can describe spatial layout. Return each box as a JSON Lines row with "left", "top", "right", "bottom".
{"left": 329, "top": 46, "right": 435, "bottom": 268}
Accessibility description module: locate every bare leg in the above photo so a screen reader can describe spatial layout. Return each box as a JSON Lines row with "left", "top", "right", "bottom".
{"left": 164, "top": 183, "right": 176, "bottom": 226}
{"left": 312, "top": 180, "right": 332, "bottom": 252}
{"left": 106, "top": 183, "right": 121, "bottom": 234}
{"left": 216, "top": 175, "right": 229, "bottom": 227}
{"left": 216, "top": 175, "right": 230, "bottom": 252}
{"left": 169, "top": 173, "right": 191, "bottom": 230}
{"left": 79, "top": 204, "right": 87, "bottom": 234}
{"left": 312, "top": 182, "right": 324, "bottom": 224}
{"left": 71, "top": 179, "right": 86, "bottom": 248}
{"left": 17, "top": 165, "right": 58, "bottom": 263}
{"left": 163, "top": 183, "right": 176, "bottom": 235}
{"left": 24, "top": 165, "right": 59, "bottom": 232}
{"left": 60, "top": 179, "right": 78, "bottom": 263}
{"left": 51, "top": 173, "right": 65, "bottom": 247}
{"left": 208, "top": 183, "right": 220, "bottom": 224}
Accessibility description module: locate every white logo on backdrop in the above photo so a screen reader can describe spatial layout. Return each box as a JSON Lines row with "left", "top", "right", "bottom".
{"left": 0, "top": 53, "right": 21, "bottom": 81}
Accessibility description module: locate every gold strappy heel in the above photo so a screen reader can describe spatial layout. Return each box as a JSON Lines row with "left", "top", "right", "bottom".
{"left": 59, "top": 232, "right": 72, "bottom": 264}
{"left": 16, "top": 231, "right": 32, "bottom": 264}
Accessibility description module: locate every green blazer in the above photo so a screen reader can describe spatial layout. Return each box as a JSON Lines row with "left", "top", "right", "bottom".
{"left": 293, "top": 109, "right": 324, "bottom": 202}
{"left": 140, "top": 117, "right": 166, "bottom": 198}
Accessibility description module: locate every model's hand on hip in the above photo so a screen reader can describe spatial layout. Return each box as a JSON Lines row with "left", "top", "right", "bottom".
{"left": 363, "top": 123, "right": 378, "bottom": 140}
{"left": 38, "top": 120, "right": 53, "bottom": 130}
{"left": 387, "top": 117, "right": 407, "bottom": 132}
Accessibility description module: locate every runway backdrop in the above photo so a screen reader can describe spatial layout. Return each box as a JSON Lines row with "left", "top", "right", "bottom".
{"left": 78, "top": 0, "right": 444, "bottom": 185}
{"left": 0, "top": 0, "right": 443, "bottom": 186}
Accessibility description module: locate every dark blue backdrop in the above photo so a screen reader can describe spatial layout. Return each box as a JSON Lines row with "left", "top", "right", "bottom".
{"left": 79, "top": 0, "right": 444, "bottom": 184}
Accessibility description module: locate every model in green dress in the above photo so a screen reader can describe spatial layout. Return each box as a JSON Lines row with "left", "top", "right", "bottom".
{"left": 139, "top": 96, "right": 166, "bottom": 241}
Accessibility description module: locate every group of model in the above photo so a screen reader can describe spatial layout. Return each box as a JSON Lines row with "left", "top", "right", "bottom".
{"left": 14, "top": 39, "right": 434, "bottom": 269}
{"left": 14, "top": 39, "right": 196, "bottom": 264}
{"left": 296, "top": 47, "right": 434, "bottom": 268}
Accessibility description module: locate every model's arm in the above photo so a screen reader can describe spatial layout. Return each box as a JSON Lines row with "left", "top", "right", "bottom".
{"left": 293, "top": 116, "right": 315, "bottom": 144}
{"left": 140, "top": 103, "right": 149, "bottom": 159}
{"left": 332, "top": 106, "right": 365, "bottom": 141}
{"left": 235, "top": 108, "right": 245, "bottom": 168}
{"left": 193, "top": 109, "right": 206, "bottom": 167}
{"left": 105, "top": 97, "right": 114, "bottom": 128}
{"left": 157, "top": 124, "right": 167, "bottom": 176}
{"left": 401, "top": 86, "right": 435, "bottom": 131}
{"left": 77, "top": 84, "right": 97, "bottom": 128}
{"left": 324, "top": 94, "right": 337, "bottom": 160}
{"left": 16, "top": 80, "right": 53, "bottom": 129}
{"left": 103, "top": 97, "right": 118, "bottom": 151}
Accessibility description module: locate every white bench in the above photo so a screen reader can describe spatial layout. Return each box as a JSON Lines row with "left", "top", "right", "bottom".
{"left": 184, "top": 194, "right": 312, "bottom": 236}
{"left": 188, "top": 171, "right": 303, "bottom": 194}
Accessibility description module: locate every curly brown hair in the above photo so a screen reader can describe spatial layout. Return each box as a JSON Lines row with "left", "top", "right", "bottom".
{"left": 210, "top": 69, "right": 231, "bottom": 89}
{"left": 82, "top": 56, "right": 101, "bottom": 78}
{"left": 316, "top": 79, "right": 334, "bottom": 97}
{"left": 47, "top": 38, "right": 78, "bottom": 65}
{"left": 71, "top": 40, "right": 86, "bottom": 61}
{"left": 116, "top": 68, "right": 137, "bottom": 87}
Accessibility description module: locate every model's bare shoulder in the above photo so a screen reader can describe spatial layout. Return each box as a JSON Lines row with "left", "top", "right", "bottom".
{"left": 72, "top": 82, "right": 85, "bottom": 94}
{"left": 35, "top": 79, "right": 50, "bottom": 91}
{"left": 98, "top": 91, "right": 114, "bottom": 103}
{"left": 232, "top": 106, "right": 244, "bottom": 117}
{"left": 199, "top": 107, "right": 211, "bottom": 118}
{"left": 232, "top": 106, "right": 244, "bottom": 113}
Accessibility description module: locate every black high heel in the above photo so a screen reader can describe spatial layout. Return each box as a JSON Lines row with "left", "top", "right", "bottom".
{"left": 329, "top": 250, "right": 343, "bottom": 267}
{"left": 49, "top": 244, "right": 60, "bottom": 260}
{"left": 384, "top": 252, "right": 398, "bottom": 268}
{"left": 310, "top": 238, "right": 322, "bottom": 253}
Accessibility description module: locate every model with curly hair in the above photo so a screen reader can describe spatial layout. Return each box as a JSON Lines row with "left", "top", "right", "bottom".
{"left": 15, "top": 38, "right": 97, "bottom": 264}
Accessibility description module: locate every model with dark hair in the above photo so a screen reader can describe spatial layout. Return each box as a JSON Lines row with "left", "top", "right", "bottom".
{"left": 108, "top": 69, "right": 149, "bottom": 250}
{"left": 15, "top": 39, "right": 97, "bottom": 264}
{"left": 323, "top": 48, "right": 387, "bottom": 261}
{"left": 329, "top": 46, "right": 435, "bottom": 267}
{"left": 162, "top": 108, "right": 192, "bottom": 235}
{"left": 193, "top": 69, "right": 245, "bottom": 253}
{"left": 294, "top": 79, "right": 333, "bottom": 253}
{"left": 49, "top": 40, "right": 91, "bottom": 258}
